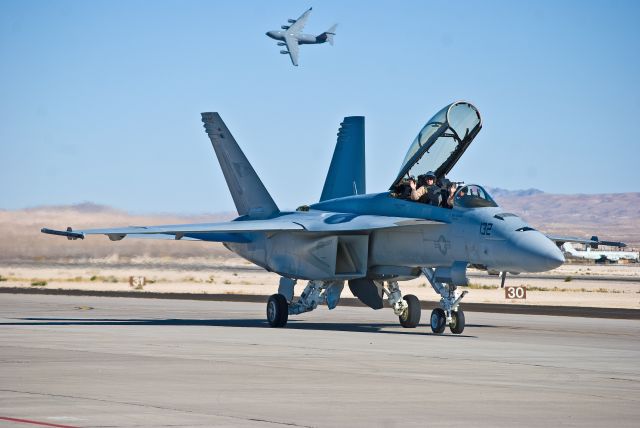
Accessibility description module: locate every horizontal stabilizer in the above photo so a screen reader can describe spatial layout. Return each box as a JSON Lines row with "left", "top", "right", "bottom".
{"left": 320, "top": 24, "right": 337, "bottom": 45}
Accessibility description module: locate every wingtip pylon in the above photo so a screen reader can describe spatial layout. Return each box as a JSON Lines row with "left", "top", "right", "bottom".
{"left": 41, "top": 227, "right": 85, "bottom": 240}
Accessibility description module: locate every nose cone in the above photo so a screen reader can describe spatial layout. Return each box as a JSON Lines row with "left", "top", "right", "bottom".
{"left": 512, "top": 232, "right": 565, "bottom": 272}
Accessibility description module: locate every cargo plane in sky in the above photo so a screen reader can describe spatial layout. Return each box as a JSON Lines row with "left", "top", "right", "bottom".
{"left": 265, "top": 7, "right": 337, "bottom": 66}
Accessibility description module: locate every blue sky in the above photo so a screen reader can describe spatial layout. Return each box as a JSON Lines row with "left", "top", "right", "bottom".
{"left": 1, "top": 0, "right": 638, "bottom": 213}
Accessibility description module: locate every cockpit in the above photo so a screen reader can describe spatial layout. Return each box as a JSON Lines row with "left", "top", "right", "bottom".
{"left": 390, "top": 101, "right": 491, "bottom": 209}
{"left": 454, "top": 184, "right": 498, "bottom": 208}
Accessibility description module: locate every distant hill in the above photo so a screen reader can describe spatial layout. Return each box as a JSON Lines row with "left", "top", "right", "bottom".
{"left": 24, "top": 202, "right": 121, "bottom": 214}
{"left": 1, "top": 191, "right": 638, "bottom": 260}
{"left": 487, "top": 189, "right": 640, "bottom": 248}
{"left": 486, "top": 187, "right": 545, "bottom": 198}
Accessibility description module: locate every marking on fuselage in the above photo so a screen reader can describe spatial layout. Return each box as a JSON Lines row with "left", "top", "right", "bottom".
{"left": 466, "top": 243, "right": 479, "bottom": 259}
{"left": 435, "top": 235, "right": 451, "bottom": 255}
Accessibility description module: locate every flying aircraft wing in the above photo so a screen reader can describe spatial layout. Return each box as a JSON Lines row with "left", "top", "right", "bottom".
{"left": 283, "top": 35, "right": 300, "bottom": 66}
{"left": 287, "top": 7, "right": 312, "bottom": 34}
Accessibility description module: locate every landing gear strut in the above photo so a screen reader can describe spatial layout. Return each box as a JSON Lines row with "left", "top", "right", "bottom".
{"left": 266, "top": 279, "right": 344, "bottom": 328}
{"left": 266, "top": 278, "right": 421, "bottom": 329}
{"left": 378, "top": 281, "right": 421, "bottom": 328}
{"left": 399, "top": 294, "right": 421, "bottom": 328}
{"left": 422, "top": 268, "right": 467, "bottom": 334}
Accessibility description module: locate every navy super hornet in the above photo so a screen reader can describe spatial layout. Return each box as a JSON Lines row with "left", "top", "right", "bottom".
{"left": 44, "top": 102, "right": 605, "bottom": 334}
{"left": 266, "top": 7, "right": 337, "bottom": 66}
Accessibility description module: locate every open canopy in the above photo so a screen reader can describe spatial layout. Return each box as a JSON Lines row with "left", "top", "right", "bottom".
{"left": 390, "top": 101, "right": 482, "bottom": 189}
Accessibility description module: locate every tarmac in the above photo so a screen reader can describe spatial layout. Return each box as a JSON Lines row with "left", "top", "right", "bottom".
{"left": 1, "top": 294, "right": 639, "bottom": 427}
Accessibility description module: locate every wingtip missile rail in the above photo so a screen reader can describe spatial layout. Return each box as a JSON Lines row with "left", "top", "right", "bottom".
{"left": 41, "top": 227, "right": 84, "bottom": 240}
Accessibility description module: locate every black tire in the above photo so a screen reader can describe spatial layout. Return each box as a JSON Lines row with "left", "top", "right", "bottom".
{"left": 399, "top": 294, "right": 421, "bottom": 328}
{"left": 430, "top": 308, "right": 446, "bottom": 334}
{"left": 449, "top": 309, "right": 465, "bottom": 334}
{"left": 267, "top": 294, "right": 288, "bottom": 328}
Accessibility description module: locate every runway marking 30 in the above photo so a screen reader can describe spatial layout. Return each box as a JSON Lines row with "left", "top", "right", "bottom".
{"left": 505, "top": 285, "right": 527, "bottom": 299}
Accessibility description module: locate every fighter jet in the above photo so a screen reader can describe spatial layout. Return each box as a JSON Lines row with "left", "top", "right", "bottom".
{"left": 42, "top": 101, "right": 615, "bottom": 334}
{"left": 265, "top": 7, "right": 337, "bottom": 66}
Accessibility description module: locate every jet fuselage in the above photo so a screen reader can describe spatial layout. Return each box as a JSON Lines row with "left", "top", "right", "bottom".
{"left": 266, "top": 31, "right": 326, "bottom": 45}
{"left": 225, "top": 191, "right": 564, "bottom": 282}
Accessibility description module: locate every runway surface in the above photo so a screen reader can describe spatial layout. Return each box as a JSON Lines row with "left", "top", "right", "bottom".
{"left": 1, "top": 294, "right": 638, "bottom": 427}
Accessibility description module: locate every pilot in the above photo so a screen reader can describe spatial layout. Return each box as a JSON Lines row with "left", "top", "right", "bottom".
{"left": 394, "top": 176, "right": 414, "bottom": 199}
{"left": 438, "top": 175, "right": 451, "bottom": 206}
{"left": 410, "top": 171, "right": 441, "bottom": 206}
{"left": 441, "top": 182, "right": 457, "bottom": 209}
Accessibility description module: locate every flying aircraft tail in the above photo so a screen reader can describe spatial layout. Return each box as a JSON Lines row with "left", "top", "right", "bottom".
{"left": 320, "top": 116, "right": 365, "bottom": 202}
{"left": 318, "top": 24, "right": 337, "bottom": 45}
{"left": 201, "top": 113, "right": 279, "bottom": 219}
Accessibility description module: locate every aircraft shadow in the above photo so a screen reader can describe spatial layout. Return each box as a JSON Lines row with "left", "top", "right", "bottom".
{"left": 1, "top": 317, "right": 481, "bottom": 337}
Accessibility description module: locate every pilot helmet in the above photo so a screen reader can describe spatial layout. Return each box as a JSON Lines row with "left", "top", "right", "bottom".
{"left": 425, "top": 171, "right": 436, "bottom": 179}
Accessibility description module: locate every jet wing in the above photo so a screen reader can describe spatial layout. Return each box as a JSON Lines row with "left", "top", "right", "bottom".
{"left": 283, "top": 35, "right": 300, "bottom": 66}
{"left": 294, "top": 213, "right": 445, "bottom": 232}
{"left": 287, "top": 7, "right": 312, "bottom": 34}
{"left": 547, "top": 235, "right": 626, "bottom": 248}
{"left": 41, "top": 213, "right": 445, "bottom": 242}
{"left": 41, "top": 219, "right": 305, "bottom": 243}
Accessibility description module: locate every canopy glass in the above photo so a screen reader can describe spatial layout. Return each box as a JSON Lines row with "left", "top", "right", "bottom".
{"left": 391, "top": 101, "right": 482, "bottom": 189}
{"left": 454, "top": 184, "right": 498, "bottom": 208}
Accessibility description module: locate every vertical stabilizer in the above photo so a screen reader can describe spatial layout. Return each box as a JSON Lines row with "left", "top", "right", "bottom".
{"left": 318, "top": 24, "right": 338, "bottom": 46}
{"left": 561, "top": 242, "right": 578, "bottom": 256}
{"left": 320, "top": 116, "right": 365, "bottom": 202}
{"left": 201, "top": 113, "right": 279, "bottom": 219}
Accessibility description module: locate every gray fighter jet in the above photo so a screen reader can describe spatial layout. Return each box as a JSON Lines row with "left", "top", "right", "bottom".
{"left": 266, "top": 7, "right": 337, "bottom": 66}
{"left": 42, "top": 101, "right": 611, "bottom": 334}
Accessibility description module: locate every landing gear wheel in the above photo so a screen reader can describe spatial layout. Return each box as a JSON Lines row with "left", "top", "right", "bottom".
{"left": 430, "top": 308, "right": 446, "bottom": 334}
{"left": 399, "top": 294, "right": 421, "bottom": 328}
{"left": 449, "top": 309, "right": 465, "bottom": 334}
{"left": 267, "top": 294, "right": 288, "bottom": 328}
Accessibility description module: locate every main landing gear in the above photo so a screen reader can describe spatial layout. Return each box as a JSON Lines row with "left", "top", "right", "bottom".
{"left": 383, "top": 281, "right": 421, "bottom": 328}
{"left": 266, "top": 294, "right": 288, "bottom": 327}
{"left": 267, "top": 279, "right": 344, "bottom": 328}
{"left": 266, "top": 278, "right": 421, "bottom": 329}
{"left": 422, "top": 268, "right": 467, "bottom": 334}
